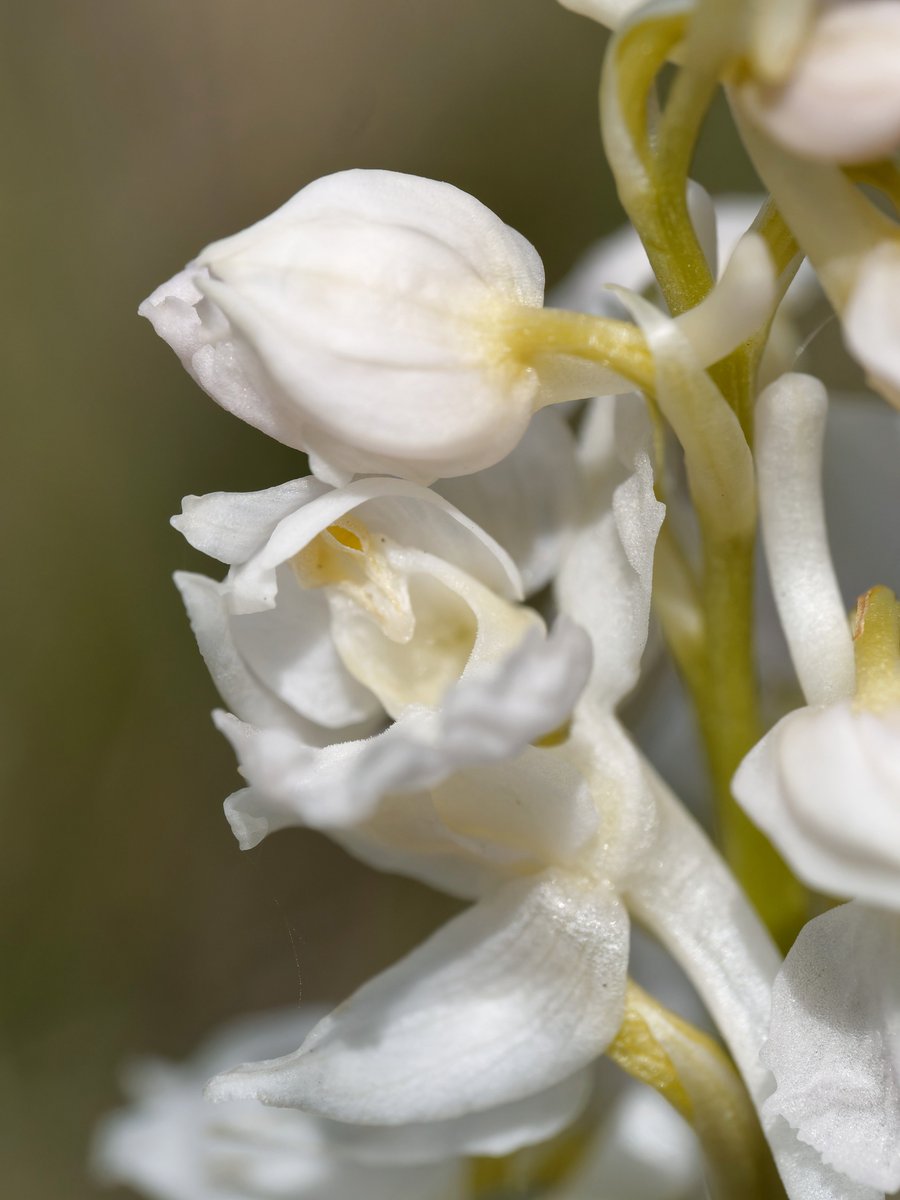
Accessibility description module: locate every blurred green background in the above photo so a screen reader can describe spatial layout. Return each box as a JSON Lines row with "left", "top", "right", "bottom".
{"left": 1, "top": 3, "right": 755, "bottom": 1195}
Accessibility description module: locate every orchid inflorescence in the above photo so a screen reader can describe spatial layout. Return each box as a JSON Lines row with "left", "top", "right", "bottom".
{"left": 94, "top": 2, "right": 900, "bottom": 1198}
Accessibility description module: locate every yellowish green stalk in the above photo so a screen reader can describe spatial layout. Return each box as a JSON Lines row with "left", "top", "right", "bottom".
{"left": 504, "top": 307, "right": 656, "bottom": 393}
{"left": 601, "top": 0, "right": 810, "bottom": 947}
{"left": 607, "top": 980, "right": 783, "bottom": 1199}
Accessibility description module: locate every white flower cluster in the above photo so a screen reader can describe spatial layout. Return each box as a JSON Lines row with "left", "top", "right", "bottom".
{"left": 96, "top": 2, "right": 900, "bottom": 1198}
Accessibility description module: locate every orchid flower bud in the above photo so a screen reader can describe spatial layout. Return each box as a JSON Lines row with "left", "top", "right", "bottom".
{"left": 142, "top": 170, "right": 606, "bottom": 486}
{"left": 738, "top": 1, "right": 900, "bottom": 165}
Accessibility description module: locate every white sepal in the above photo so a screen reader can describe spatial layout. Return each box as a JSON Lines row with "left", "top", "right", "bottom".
{"left": 755, "top": 374, "right": 855, "bottom": 707}
{"left": 556, "top": 408, "right": 663, "bottom": 711}
{"left": 206, "top": 871, "right": 629, "bottom": 1123}
{"left": 617, "top": 273, "right": 756, "bottom": 541}
{"left": 763, "top": 902, "right": 900, "bottom": 1193}
{"left": 175, "top": 570, "right": 379, "bottom": 732}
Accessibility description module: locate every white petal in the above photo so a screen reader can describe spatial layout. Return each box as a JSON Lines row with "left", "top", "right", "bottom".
{"left": 172, "top": 478, "right": 329, "bottom": 565}
{"left": 229, "top": 566, "right": 380, "bottom": 729}
{"left": 175, "top": 569, "right": 378, "bottom": 733}
{"left": 435, "top": 409, "right": 582, "bottom": 595}
{"left": 220, "top": 618, "right": 592, "bottom": 846}
{"left": 674, "top": 231, "right": 776, "bottom": 369}
{"left": 763, "top": 903, "right": 900, "bottom": 1192}
{"left": 619, "top": 283, "right": 756, "bottom": 541}
{"left": 174, "top": 571, "right": 306, "bottom": 731}
{"left": 734, "top": 704, "right": 900, "bottom": 911}
{"left": 739, "top": 2, "right": 900, "bottom": 163}
{"left": 207, "top": 871, "right": 629, "bottom": 1123}
{"left": 334, "top": 741, "right": 600, "bottom": 901}
{"left": 430, "top": 746, "right": 599, "bottom": 872}
{"left": 755, "top": 374, "right": 855, "bottom": 707}
{"left": 140, "top": 266, "right": 312, "bottom": 458}
{"left": 557, "top": 448, "right": 663, "bottom": 710}
{"left": 229, "top": 475, "right": 521, "bottom": 615}
{"left": 575, "top": 709, "right": 662, "bottom": 885}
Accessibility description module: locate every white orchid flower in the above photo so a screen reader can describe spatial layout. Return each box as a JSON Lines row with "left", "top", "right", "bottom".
{"left": 141, "top": 169, "right": 638, "bottom": 486}
{"left": 93, "top": 1001, "right": 712, "bottom": 1200}
{"left": 734, "top": 372, "right": 900, "bottom": 904}
{"left": 197, "top": 406, "right": 664, "bottom": 1137}
{"left": 172, "top": 418, "right": 592, "bottom": 871}
{"left": 732, "top": 371, "right": 900, "bottom": 1195}
{"left": 186, "top": 296, "right": 867, "bottom": 1198}
{"left": 92, "top": 1006, "right": 467, "bottom": 1200}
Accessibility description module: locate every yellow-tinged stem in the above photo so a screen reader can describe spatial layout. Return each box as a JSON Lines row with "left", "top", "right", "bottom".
{"left": 503, "top": 307, "right": 656, "bottom": 393}
{"left": 607, "top": 980, "right": 783, "bottom": 1200}
{"left": 753, "top": 196, "right": 800, "bottom": 280}
{"left": 601, "top": 0, "right": 811, "bottom": 945}
{"left": 467, "top": 1119, "right": 588, "bottom": 1196}
{"left": 693, "top": 528, "right": 807, "bottom": 950}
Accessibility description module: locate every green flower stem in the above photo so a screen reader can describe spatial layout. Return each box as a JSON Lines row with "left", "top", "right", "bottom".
{"left": 693, "top": 525, "right": 807, "bottom": 951}
{"left": 601, "top": 0, "right": 810, "bottom": 948}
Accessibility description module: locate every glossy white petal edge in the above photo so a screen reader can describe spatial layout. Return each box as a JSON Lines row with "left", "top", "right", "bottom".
{"left": 733, "top": 703, "right": 900, "bottom": 911}
{"left": 207, "top": 871, "right": 629, "bottom": 1124}
{"left": 763, "top": 902, "right": 900, "bottom": 1193}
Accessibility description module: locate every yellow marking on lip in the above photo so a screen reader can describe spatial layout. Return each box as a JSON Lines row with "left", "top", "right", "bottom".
{"left": 292, "top": 517, "right": 369, "bottom": 589}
